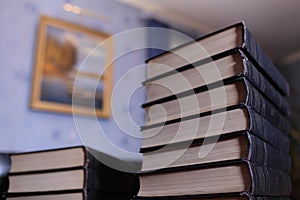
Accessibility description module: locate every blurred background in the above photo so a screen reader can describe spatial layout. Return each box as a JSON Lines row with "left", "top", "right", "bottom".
{"left": 1, "top": 0, "right": 299, "bottom": 198}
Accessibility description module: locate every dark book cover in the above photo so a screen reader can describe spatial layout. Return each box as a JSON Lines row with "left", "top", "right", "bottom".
{"left": 140, "top": 131, "right": 291, "bottom": 174}
{"left": 0, "top": 153, "right": 11, "bottom": 199}
{"left": 142, "top": 76, "right": 290, "bottom": 135}
{"left": 242, "top": 23, "right": 289, "bottom": 96}
{"left": 145, "top": 21, "right": 289, "bottom": 96}
{"left": 141, "top": 106, "right": 290, "bottom": 154}
{"left": 137, "top": 160, "right": 291, "bottom": 197}
{"left": 240, "top": 77, "right": 290, "bottom": 133}
{"left": 84, "top": 147, "right": 140, "bottom": 195}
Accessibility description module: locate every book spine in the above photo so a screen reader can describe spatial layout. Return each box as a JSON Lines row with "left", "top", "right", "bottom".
{"left": 243, "top": 78, "right": 290, "bottom": 134}
{"left": 0, "top": 154, "right": 11, "bottom": 175}
{"left": 242, "top": 27, "right": 289, "bottom": 96}
{"left": 242, "top": 54, "right": 291, "bottom": 116}
{"left": 0, "top": 154, "right": 10, "bottom": 199}
{"left": 0, "top": 176, "right": 9, "bottom": 199}
{"left": 86, "top": 152, "right": 139, "bottom": 195}
{"left": 246, "top": 133, "right": 291, "bottom": 173}
{"left": 247, "top": 108, "right": 290, "bottom": 153}
{"left": 248, "top": 162, "right": 291, "bottom": 196}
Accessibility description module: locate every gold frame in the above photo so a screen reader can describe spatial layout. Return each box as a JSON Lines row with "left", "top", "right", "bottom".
{"left": 30, "top": 15, "right": 112, "bottom": 118}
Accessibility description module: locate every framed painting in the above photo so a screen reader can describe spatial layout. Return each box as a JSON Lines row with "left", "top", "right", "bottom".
{"left": 30, "top": 15, "right": 113, "bottom": 118}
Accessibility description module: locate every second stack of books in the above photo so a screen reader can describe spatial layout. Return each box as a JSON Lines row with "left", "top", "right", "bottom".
{"left": 135, "top": 21, "right": 292, "bottom": 199}
{"left": 5, "top": 146, "right": 138, "bottom": 200}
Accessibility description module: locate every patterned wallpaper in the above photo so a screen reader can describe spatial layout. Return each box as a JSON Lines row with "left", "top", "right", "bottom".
{"left": 0, "top": 0, "right": 147, "bottom": 160}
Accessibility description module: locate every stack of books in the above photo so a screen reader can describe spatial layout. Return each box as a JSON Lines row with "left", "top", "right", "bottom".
{"left": 135, "top": 21, "right": 292, "bottom": 199}
{"left": 4, "top": 146, "right": 139, "bottom": 200}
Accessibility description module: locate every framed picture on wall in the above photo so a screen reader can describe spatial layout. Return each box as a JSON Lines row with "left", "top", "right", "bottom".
{"left": 30, "top": 15, "right": 113, "bottom": 118}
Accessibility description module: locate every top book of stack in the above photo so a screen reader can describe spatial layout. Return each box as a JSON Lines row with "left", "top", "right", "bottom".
{"left": 144, "top": 21, "right": 289, "bottom": 97}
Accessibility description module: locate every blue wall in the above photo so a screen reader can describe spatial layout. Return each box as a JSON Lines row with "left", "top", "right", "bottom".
{"left": 0, "top": 0, "right": 146, "bottom": 159}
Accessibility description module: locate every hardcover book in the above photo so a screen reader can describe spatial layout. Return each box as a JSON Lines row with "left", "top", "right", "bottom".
{"left": 141, "top": 132, "right": 291, "bottom": 173}
{"left": 143, "top": 77, "right": 290, "bottom": 133}
{"left": 137, "top": 160, "right": 291, "bottom": 197}
{"left": 141, "top": 106, "right": 289, "bottom": 153}
{"left": 145, "top": 21, "right": 289, "bottom": 96}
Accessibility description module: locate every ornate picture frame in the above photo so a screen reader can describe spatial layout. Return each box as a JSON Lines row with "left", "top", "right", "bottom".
{"left": 30, "top": 15, "right": 112, "bottom": 118}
